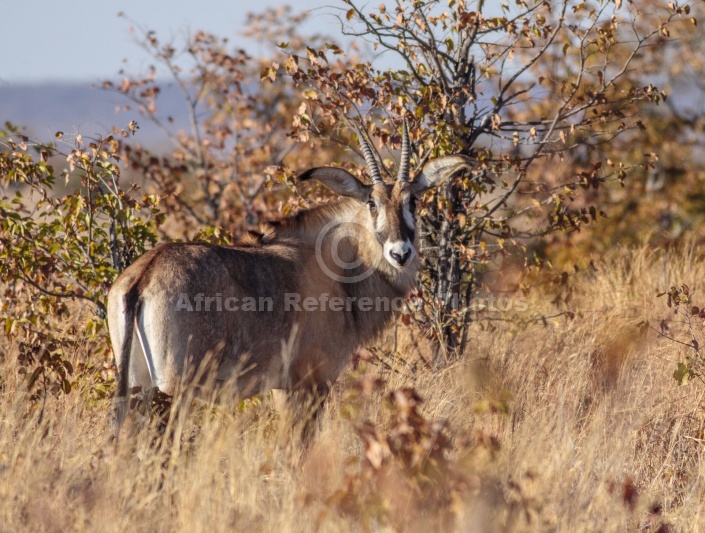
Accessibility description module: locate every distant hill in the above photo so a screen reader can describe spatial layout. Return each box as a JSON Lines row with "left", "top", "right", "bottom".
{"left": 0, "top": 82, "right": 189, "bottom": 150}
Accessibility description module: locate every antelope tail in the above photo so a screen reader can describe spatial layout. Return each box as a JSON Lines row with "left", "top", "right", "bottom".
{"left": 114, "top": 286, "right": 140, "bottom": 430}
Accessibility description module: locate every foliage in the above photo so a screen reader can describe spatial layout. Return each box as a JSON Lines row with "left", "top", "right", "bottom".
{"left": 102, "top": 8, "right": 350, "bottom": 237}
{"left": 657, "top": 284, "right": 705, "bottom": 386}
{"left": 0, "top": 123, "right": 163, "bottom": 408}
{"left": 261, "top": 0, "right": 696, "bottom": 353}
{"left": 325, "top": 375, "right": 500, "bottom": 528}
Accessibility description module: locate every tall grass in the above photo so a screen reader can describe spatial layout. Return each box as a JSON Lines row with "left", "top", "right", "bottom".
{"left": 1, "top": 246, "right": 704, "bottom": 532}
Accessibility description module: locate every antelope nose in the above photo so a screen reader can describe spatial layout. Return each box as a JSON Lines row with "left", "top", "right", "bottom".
{"left": 390, "top": 248, "right": 412, "bottom": 266}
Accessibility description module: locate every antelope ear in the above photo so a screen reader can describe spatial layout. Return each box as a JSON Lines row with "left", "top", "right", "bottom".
{"left": 298, "top": 167, "right": 372, "bottom": 201}
{"left": 411, "top": 155, "right": 474, "bottom": 194}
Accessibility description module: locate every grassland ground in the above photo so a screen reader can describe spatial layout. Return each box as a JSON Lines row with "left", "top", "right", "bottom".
{"left": 1, "top": 245, "right": 704, "bottom": 532}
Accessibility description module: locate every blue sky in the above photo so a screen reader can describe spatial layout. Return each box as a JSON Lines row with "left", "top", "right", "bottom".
{"left": 0, "top": 0, "right": 341, "bottom": 84}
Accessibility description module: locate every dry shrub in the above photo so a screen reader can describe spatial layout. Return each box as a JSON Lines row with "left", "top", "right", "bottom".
{"left": 0, "top": 245, "right": 704, "bottom": 531}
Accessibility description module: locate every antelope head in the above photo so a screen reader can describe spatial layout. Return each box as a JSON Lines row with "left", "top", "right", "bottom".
{"left": 299, "top": 121, "right": 473, "bottom": 272}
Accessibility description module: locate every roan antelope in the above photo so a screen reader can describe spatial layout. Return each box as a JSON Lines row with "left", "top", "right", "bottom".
{"left": 107, "top": 122, "right": 473, "bottom": 432}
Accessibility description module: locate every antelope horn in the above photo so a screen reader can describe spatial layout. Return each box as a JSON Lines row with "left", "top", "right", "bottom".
{"left": 355, "top": 124, "right": 384, "bottom": 185}
{"left": 397, "top": 118, "right": 410, "bottom": 182}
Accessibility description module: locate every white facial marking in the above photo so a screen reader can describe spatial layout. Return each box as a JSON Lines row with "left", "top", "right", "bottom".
{"left": 383, "top": 240, "right": 416, "bottom": 269}
{"left": 403, "top": 204, "right": 415, "bottom": 230}
{"left": 375, "top": 206, "right": 388, "bottom": 232}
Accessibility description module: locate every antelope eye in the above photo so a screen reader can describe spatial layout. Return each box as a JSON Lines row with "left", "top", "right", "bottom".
{"left": 367, "top": 199, "right": 377, "bottom": 211}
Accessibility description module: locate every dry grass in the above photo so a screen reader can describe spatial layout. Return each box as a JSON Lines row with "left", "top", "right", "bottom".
{"left": 1, "top": 245, "right": 705, "bottom": 532}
